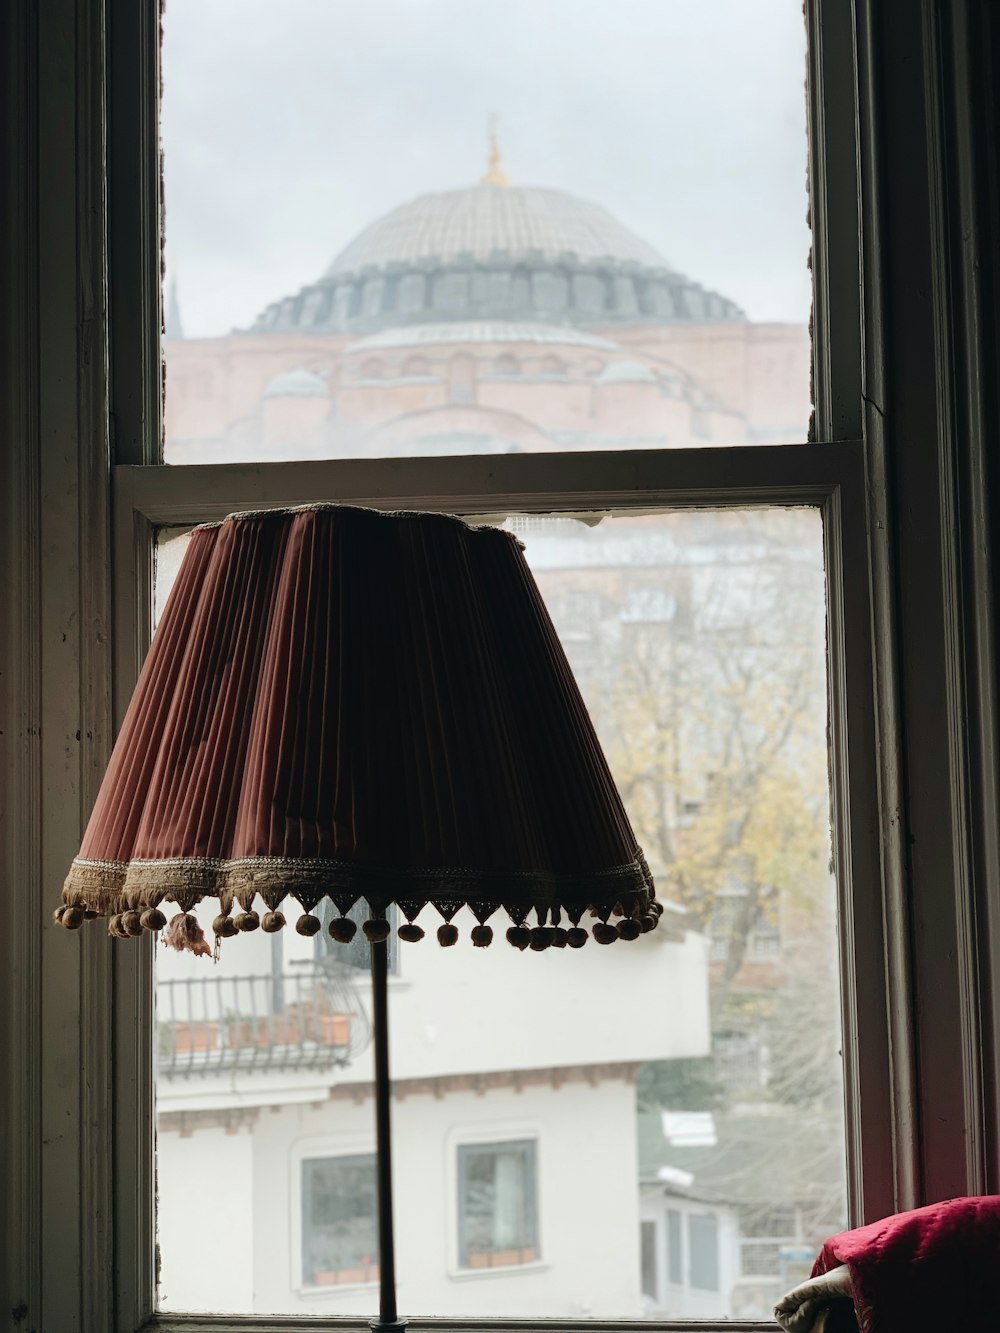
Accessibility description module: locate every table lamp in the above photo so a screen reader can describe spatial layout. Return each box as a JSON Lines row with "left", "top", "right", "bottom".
{"left": 54, "top": 503, "right": 662, "bottom": 1329}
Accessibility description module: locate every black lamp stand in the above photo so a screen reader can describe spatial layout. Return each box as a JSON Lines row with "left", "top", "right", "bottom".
{"left": 369, "top": 938, "right": 407, "bottom": 1333}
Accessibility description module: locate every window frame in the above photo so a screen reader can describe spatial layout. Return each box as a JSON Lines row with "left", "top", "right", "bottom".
{"left": 111, "top": 442, "right": 890, "bottom": 1332}
{"left": 456, "top": 1138, "right": 540, "bottom": 1272}
{"left": 21, "top": 0, "right": 1000, "bottom": 1329}
{"left": 106, "top": 0, "right": 883, "bottom": 1319}
{"left": 298, "top": 1151, "right": 381, "bottom": 1294}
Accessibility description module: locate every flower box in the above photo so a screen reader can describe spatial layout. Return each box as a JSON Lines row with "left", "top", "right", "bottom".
{"left": 172, "top": 1021, "right": 219, "bottom": 1054}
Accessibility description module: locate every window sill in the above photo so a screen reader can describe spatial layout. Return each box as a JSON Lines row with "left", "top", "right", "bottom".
{"left": 447, "top": 1260, "right": 549, "bottom": 1283}
{"left": 295, "top": 1278, "right": 380, "bottom": 1299}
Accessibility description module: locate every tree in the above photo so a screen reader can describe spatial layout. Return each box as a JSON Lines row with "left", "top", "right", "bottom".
{"left": 543, "top": 509, "right": 840, "bottom": 1108}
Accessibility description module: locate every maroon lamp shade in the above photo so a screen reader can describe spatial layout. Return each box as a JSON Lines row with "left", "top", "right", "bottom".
{"left": 55, "top": 504, "right": 660, "bottom": 953}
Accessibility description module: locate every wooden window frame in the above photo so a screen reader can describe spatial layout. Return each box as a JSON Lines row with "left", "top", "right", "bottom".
{"left": 6, "top": 1, "right": 1000, "bottom": 1330}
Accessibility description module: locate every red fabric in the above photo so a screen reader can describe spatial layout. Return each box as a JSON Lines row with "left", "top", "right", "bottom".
{"left": 66, "top": 505, "right": 654, "bottom": 923}
{"left": 812, "top": 1196, "right": 1000, "bottom": 1333}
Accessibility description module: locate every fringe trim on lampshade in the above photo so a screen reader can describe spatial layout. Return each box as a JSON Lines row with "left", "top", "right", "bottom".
{"left": 58, "top": 851, "right": 662, "bottom": 953}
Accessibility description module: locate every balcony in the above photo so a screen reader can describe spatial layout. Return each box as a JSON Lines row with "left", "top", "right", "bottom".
{"left": 155, "top": 960, "right": 371, "bottom": 1078}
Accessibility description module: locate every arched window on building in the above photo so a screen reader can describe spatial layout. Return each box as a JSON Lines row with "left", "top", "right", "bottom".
{"left": 401, "top": 355, "right": 431, "bottom": 378}
{"left": 448, "top": 353, "right": 476, "bottom": 405}
{"left": 495, "top": 353, "right": 519, "bottom": 377}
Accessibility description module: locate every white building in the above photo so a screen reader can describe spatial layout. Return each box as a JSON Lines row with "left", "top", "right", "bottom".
{"left": 155, "top": 903, "right": 710, "bottom": 1317}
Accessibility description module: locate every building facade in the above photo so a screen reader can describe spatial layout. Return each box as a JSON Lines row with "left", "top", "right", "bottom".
{"left": 163, "top": 161, "right": 810, "bottom": 463}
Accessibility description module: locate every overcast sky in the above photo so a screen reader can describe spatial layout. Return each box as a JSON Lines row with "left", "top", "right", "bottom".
{"left": 162, "top": 0, "right": 810, "bottom": 338}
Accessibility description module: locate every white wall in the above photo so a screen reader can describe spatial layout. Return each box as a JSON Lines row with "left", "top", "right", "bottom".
{"left": 157, "top": 1125, "right": 254, "bottom": 1312}
{"left": 159, "top": 1077, "right": 647, "bottom": 1317}
{"left": 157, "top": 913, "right": 711, "bottom": 1117}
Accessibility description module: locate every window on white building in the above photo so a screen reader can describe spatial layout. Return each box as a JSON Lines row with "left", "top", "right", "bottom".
{"left": 688, "top": 1212, "right": 720, "bottom": 1291}
{"left": 663, "top": 1206, "right": 720, "bottom": 1295}
{"left": 301, "top": 1154, "right": 379, "bottom": 1288}
{"left": 667, "top": 1208, "right": 684, "bottom": 1286}
{"left": 640, "top": 1220, "right": 657, "bottom": 1299}
{"left": 457, "top": 1140, "right": 539, "bottom": 1269}
{"left": 315, "top": 899, "right": 399, "bottom": 975}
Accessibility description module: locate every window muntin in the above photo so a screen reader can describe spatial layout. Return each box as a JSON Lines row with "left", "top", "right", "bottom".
{"left": 457, "top": 1140, "right": 539, "bottom": 1270}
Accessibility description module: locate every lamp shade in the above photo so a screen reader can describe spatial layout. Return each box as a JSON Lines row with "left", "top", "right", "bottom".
{"left": 56, "top": 504, "right": 659, "bottom": 951}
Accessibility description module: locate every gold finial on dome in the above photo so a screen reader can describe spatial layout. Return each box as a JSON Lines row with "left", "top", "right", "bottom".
{"left": 481, "top": 115, "right": 510, "bottom": 187}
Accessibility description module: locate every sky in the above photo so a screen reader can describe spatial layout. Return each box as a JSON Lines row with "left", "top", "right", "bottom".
{"left": 162, "top": 0, "right": 811, "bottom": 339}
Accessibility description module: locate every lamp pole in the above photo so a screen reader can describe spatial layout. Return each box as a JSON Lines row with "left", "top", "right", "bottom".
{"left": 369, "top": 937, "right": 406, "bottom": 1332}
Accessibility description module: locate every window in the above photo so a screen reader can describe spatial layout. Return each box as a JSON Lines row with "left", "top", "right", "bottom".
{"left": 301, "top": 1155, "right": 379, "bottom": 1287}
{"left": 662, "top": 1207, "right": 719, "bottom": 1294}
{"left": 640, "top": 1220, "right": 657, "bottom": 1299}
{"left": 315, "top": 899, "right": 399, "bottom": 975}
{"left": 457, "top": 1141, "right": 539, "bottom": 1269}
{"left": 667, "top": 1209, "right": 683, "bottom": 1286}
{"left": 14, "top": 0, "right": 1000, "bottom": 1328}
{"left": 688, "top": 1212, "right": 720, "bottom": 1291}
{"left": 16, "top": 0, "right": 968, "bottom": 1324}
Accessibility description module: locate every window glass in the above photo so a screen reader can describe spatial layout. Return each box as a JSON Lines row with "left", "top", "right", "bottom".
{"left": 316, "top": 900, "right": 399, "bottom": 975}
{"left": 153, "top": 506, "right": 845, "bottom": 1319}
{"left": 688, "top": 1213, "right": 721, "bottom": 1292}
{"left": 457, "top": 1141, "right": 539, "bottom": 1269}
{"left": 302, "top": 1155, "right": 379, "bottom": 1287}
{"left": 161, "top": 0, "right": 811, "bottom": 464}
{"left": 667, "top": 1209, "right": 684, "bottom": 1286}
{"left": 640, "top": 1220, "right": 657, "bottom": 1300}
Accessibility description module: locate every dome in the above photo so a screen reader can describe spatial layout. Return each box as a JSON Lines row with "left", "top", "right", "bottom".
{"left": 596, "top": 360, "right": 659, "bottom": 385}
{"left": 326, "top": 185, "right": 671, "bottom": 276}
{"left": 248, "top": 180, "right": 745, "bottom": 337}
{"left": 262, "top": 366, "right": 328, "bottom": 398}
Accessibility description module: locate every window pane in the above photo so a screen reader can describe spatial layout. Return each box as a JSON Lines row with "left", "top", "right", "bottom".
{"left": 688, "top": 1213, "right": 720, "bottom": 1292}
{"left": 302, "top": 1155, "right": 379, "bottom": 1287}
{"left": 640, "top": 1220, "right": 657, "bottom": 1300}
{"left": 161, "top": 0, "right": 811, "bottom": 464}
{"left": 458, "top": 1141, "right": 538, "bottom": 1268}
{"left": 667, "top": 1209, "right": 684, "bottom": 1287}
{"left": 153, "top": 506, "right": 846, "bottom": 1319}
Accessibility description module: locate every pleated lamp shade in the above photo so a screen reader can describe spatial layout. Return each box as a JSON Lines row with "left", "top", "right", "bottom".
{"left": 56, "top": 504, "right": 660, "bottom": 953}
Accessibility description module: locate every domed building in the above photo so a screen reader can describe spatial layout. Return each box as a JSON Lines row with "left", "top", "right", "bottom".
{"left": 164, "top": 155, "right": 810, "bottom": 462}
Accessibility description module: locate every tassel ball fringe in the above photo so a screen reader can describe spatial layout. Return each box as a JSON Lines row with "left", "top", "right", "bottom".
{"left": 57, "top": 890, "right": 664, "bottom": 956}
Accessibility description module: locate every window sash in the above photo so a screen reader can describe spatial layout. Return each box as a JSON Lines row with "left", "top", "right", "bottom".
{"left": 110, "top": 440, "right": 893, "bottom": 1333}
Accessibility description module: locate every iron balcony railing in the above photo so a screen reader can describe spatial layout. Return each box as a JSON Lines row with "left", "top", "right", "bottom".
{"left": 156, "top": 959, "right": 371, "bottom": 1079}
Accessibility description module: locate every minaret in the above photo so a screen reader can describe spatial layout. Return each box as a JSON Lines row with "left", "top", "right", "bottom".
{"left": 165, "top": 272, "right": 184, "bottom": 340}
{"left": 481, "top": 115, "right": 511, "bottom": 187}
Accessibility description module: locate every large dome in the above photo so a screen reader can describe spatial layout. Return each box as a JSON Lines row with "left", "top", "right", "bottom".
{"left": 249, "top": 180, "right": 745, "bottom": 336}
{"left": 326, "top": 185, "right": 671, "bottom": 276}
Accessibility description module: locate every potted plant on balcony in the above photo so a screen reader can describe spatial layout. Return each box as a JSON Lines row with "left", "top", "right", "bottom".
{"left": 225, "top": 1011, "right": 301, "bottom": 1048}
{"left": 172, "top": 1019, "right": 219, "bottom": 1054}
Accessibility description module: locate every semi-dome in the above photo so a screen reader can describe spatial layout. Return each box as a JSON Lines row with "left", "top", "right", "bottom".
{"left": 596, "top": 360, "right": 660, "bottom": 385}
{"left": 261, "top": 365, "right": 328, "bottom": 398}
{"left": 249, "top": 179, "right": 745, "bottom": 337}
